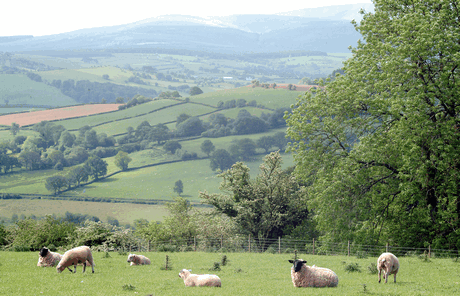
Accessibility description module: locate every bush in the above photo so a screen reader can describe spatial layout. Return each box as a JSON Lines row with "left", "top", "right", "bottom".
{"left": 265, "top": 247, "right": 276, "bottom": 254}
{"left": 344, "top": 262, "right": 361, "bottom": 273}
{"left": 368, "top": 262, "right": 378, "bottom": 274}
{"left": 157, "top": 244, "right": 178, "bottom": 252}
{"left": 209, "top": 262, "right": 221, "bottom": 271}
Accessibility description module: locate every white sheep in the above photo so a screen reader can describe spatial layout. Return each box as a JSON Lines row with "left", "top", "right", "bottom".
{"left": 127, "top": 253, "right": 151, "bottom": 266}
{"left": 178, "top": 269, "right": 222, "bottom": 287}
{"left": 288, "top": 259, "right": 339, "bottom": 288}
{"left": 56, "top": 246, "right": 95, "bottom": 273}
{"left": 37, "top": 247, "right": 62, "bottom": 267}
{"left": 377, "top": 252, "right": 399, "bottom": 283}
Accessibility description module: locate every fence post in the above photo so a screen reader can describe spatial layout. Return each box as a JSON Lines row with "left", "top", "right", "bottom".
{"left": 278, "top": 237, "right": 281, "bottom": 254}
{"left": 313, "top": 238, "right": 315, "bottom": 255}
{"left": 249, "top": 234, "right": 251, "bottom": 253}
{"left": 348, "top": 240, "right": 350, "bottom": 257}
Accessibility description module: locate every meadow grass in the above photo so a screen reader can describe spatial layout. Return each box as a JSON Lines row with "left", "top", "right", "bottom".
{"left": 56, "top": 98, "right": 179, "bottom": 131}
{"left": 0, "top": 251, "right": 458, "bottom": 296}
{"left": 0, "top": 74, "right": 76, "bottom": 106}
{"left": 190, "top": 87, "right": 303, "bottom": 110}
{"left": 0, "top": 199, "right": 168, "bottom": 225}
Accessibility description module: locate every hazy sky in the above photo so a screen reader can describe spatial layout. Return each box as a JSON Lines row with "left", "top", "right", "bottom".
{"left": 2, "top": 0, "right": 372, "bottom": 37}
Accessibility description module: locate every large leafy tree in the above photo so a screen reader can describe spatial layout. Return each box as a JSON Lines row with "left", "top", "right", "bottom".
{"left": 84, "top": 156, "right": 108, "bottom": 180}
{"left": 286, "top": 1, "right": 460, "bottom": 249}
{"left": 201, "top": 151, "right": 310, "bottom": 249}
{"left": 114, "top": 151, "right": 132, "bottom": 171}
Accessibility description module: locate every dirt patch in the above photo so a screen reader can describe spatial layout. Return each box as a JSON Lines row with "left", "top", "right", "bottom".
{"left": 0, "top": 104, "right": 122, "bottom": 127}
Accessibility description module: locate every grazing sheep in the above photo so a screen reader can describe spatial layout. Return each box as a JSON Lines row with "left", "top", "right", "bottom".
{"left": 377, "top": 252, "right": 399, "bottom": 283}
{"left": 178, "top": 269, "right": 222, "bottom": 287}
{"left": 56, "top": 246, "right": 95, "bottom": 273}
{"left": 127, "top": 253, "right": 151, "bottom": 266}
{"left": 37, "top": 247, "right": 62, "bottom": 267}
{"left": 288, "top": 259, "right": 338, "bottom": 288}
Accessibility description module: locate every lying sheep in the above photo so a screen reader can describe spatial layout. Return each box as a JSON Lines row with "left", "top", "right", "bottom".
{"left": 377, "top": 252, "right": 399, "bottom": 283}
{"left": 37, "top": 247, "right": 62, "bottom": 267}
{"left": 178, "top": 269, "right": 222, "bottom": 287}
{"left": 288, "top": 259, "right": 339, "bottom": 288}
{"left": 56, "top": 246, "right": 95, "bottom": 273}
{"left": 127, "top": 253, "right": 151, "bottom": 266}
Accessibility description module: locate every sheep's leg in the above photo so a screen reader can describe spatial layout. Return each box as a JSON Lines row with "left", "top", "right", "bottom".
{"left": 83, "top": 262, "right": 86, "bottom": 273}
{"left": 385, "top": 271, "right": 389, "bottom": 283}
{"left": 378, "top": 270, "right": 381, "bottom": 283}
{"left": 74, "top": 265, "right": 77, "bottom": 273}
{"left": 67, "top": 266, "right": 73, "bottom": 273}
{"left": 393, "top": 273, "right": 397, "bottom": 283}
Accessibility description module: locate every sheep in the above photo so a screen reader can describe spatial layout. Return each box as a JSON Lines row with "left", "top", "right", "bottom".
{"left": 56, "top": 246, "right": 95, "bottom": 273}
{"left": 37, "top": 247, "right": 62, "bottom": 267}
{"left": 288, "top": 259, "right": 339, "bottom": 288}
{"left": 178, "top": 269, "right": 222, "bottom": 287}
{"left": 127, "top": 253, "right": 151, "bottom": 266}
{"left": 377, "top": 252, "right": 399, "bottom": 283}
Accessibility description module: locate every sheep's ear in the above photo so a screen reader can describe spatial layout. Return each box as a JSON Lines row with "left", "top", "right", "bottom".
{"left": 302, "top": 260, "right": 307, "bottom": 264}
{"left": 288, "top": 260, "right": 294, "bottom": 263}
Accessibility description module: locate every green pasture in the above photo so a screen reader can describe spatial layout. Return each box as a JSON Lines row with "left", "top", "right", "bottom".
{"left": 190, "top": 87, "right": 302, "bottom": 109}
{"left": 1, "top": 251, "right": 458, "bottom": 295}
{"left": 92, "top": 103, "right": 216, "bottom": 136}
{"left": 38, "top": 67, "right": 130, "bottom": 85}
{"left": 0, "top": 74, "right": 77, "bottom": 106}
{"left": 15, "top": 53, "right": 85, "bottom": 69}
{"left": 0, "top": 107, "right": 47, "bottom": 114}
{"left": 0, "top": 128, "right": 37, "bottom": 142}
{"left": 56, "top": 99, "right": 179, "bottom": 131}
{"left": 0, "top": 199, "right": 168, "bottom": 225}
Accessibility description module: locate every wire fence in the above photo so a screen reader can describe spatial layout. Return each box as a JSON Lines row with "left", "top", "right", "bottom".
{"left": 106, "top": 236, "right": 459, "bottom": 259}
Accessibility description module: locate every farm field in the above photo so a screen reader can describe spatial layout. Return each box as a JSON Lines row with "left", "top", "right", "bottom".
{"left": 0, "top": 74, "right": 76, "bottom": 107}
{"left": 0, "top": 199, "right": 168, "bottom": 225}
{"left": 0, "top": 104, "right": 122, "bottom": 127}
{"left": 191, "top": 87, "right": 303, "bottom": 110}
{"left": 0, "top": 251, "right": 457, "bottom": 295}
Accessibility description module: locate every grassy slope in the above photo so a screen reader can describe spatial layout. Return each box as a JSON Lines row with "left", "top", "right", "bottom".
{"left": 0, "top": 252, "right": 458, "bottom": 296}
{"left": 190, "top": 87, "right": 303, "bottom": 109}
{"left": 0, "top": 74, "right": 76, "bottom": 106}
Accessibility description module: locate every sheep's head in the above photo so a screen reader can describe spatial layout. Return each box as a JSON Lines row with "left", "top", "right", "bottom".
{"left": 56, "top": 263, "right": 65, "bottom": 273}
{"left": 127, "top": 254, "right": 136, "bottom": 263}
{"left": 39, "top": 247, "right": 49, "bottom": 257}
{"left": 179, "top": 269, "right": 191, "bottom": 279}
{"left": 289, "top": 259, "right": 307, "bottom": 272}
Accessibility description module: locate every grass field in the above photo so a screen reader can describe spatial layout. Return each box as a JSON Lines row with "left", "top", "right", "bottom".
{"left": 0, "top": 74, "right": 76, "bottom": 107}
{"left": 190, "top": 87, "right": 303, "bottom": 110}
{"left": 0, "top": 251, "right": 458, "bottom": 295}
{"left": 0, "top": 199, "right": 168, "bottom": 225}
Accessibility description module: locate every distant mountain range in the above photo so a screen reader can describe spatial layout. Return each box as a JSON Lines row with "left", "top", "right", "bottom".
{"left": 0, "top": 3, "right": 373, "bottom": 54}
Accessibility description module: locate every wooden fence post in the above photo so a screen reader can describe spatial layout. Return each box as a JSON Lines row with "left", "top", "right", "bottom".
{"left": 249, "top": 234, "right": 251, "bottom": 253}
{"left": 278, "top": 237, "right": 281, "bottom": 254}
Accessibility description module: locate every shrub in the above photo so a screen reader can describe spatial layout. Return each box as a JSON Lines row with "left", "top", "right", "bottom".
{"left": 368, "top": 262, "right": 378, "bottom": 274}
{"left": 122, "top": 284, "right": 135, "bottom": 291}
{"left": 221, "top": 255, "right": 228, "bottom": 266}
{"left": 344, "top": 262, "right": 361, "bottom": 273}
{"left": 265, "top": 246, "right": 276, "bottom": 254}
{"left": 209, "top": 262, "right": 221, "bottom": 271}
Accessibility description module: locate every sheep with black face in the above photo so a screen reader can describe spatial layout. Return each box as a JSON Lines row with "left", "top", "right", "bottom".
{"left": 37, "top": 247, "right": 62, "bottom": 267}
{"left": 288, "top": 259, "right": 338, "bottom": 288}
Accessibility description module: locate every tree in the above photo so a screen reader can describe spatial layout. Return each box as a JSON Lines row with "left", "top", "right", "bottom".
{"left": 45, "top": 175, "right": 68, "bottom": 195}
{"left": 285, "top": 1, "right": 460, "bottom": 250}
{"left": 176, "top": 117, "right": 205, "bottom": 137}
{"left": 174, "top": 180, "right": 184, "bottom": 195}
{"left": 189, "top": 86, "right": 203, "bottom": 96}
{"left": 230, "top": 138, "right": 257, "bottom": 161}
{"left": 59, "top": 131, "right": 76, "bottom": 148}
{"left": 209, "top": 149, "right": 234, "bottom": 172}
{"left": 176, "top": 113, "right": 191, "bottom": 127}
{"left": 163, "top": 141, "right": 182, "bottom": 154}
{"left": 10, "top": 123, "right": 19, "bottom": 135}
{"left": 114, "top": 151, "right": 132, "bottom": 171}
{"left": 200, "top": 140, "right": 215, "bottom": 157}
{"left": 272, "top": 132, "right": 288, "bottom": 152}
{"left": 18, "top": 150, "right": 41, "bottom": 170}
{"left": 256, "top": 136, "right": 275, "bottom": 153}
{"left": 116, "top": 97, "right": 125, "bottom": 104}
{"left": 201, "top": 151, "right": 309, "bottom": 249}
{"left": 67, "top": 166, "right": 89, "bottom": 187}
{"left": 149, "top": 124, "right": 170, "bottom": 144}
{"left": 84, "top": 156, "right": 108, "bottom": 180}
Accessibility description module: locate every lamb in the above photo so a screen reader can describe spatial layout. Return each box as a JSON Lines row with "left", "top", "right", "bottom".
{"left": 37, "top": 247, "right": 62, "bottom": 267}
{"left": 377, "top": 252, "right": 399, "bottom": 283}
{"left": 288, "top": 259, "right": 339, "bottom": 288}
{"left": 56, "top": 246, "right": 95, "bottom": 273}
{"left": 127, "top": 253, "right": 151, "bottom": 266}
{"left": 178, "top": 269, "right": 222, "bottom": 287}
